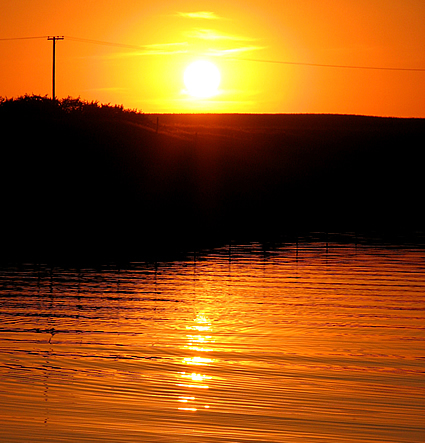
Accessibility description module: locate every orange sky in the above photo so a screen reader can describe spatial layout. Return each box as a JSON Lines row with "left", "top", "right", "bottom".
{"left": 1, "top": 0, "right": 424, "bottom": 116}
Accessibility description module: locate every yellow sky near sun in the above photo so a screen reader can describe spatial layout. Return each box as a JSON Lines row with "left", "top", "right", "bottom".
{"left": 1, "top": 0, "right": 424, "bottom": 116}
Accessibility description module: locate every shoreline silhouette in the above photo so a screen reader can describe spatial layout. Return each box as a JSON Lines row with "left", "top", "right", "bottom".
{"left": 1, "top": 95, "right": 424, "bottom": 263}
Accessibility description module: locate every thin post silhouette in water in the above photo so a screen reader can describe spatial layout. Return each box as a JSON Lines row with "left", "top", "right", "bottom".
{"left": 47, "top": 36, "right": 64, "bottom": 101}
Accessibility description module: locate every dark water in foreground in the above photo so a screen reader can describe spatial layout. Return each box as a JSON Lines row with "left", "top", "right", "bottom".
{"left": 1, "top": 241, "right": 424, "bottom": 442}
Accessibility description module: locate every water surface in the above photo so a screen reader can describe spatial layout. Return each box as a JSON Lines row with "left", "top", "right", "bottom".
{"left": 1, "top": 241, "right": 424, "bottom": 442}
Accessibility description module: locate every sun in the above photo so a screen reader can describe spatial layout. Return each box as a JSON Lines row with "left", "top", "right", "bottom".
{"left": 184, "top": 60, "right": 221, "bottom": 98}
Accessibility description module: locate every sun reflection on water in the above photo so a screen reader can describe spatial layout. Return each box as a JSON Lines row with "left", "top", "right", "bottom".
{"left": 177, "top": 313, "right": 216, "bottom": 411}
{"left": 185, "top": 332, "right": 215, "bottom": 352}
{"left": 1, "top": 243, "right": 424, "bottom": 441}
{"left": 181, "top": 372, "right": 212, "bottom": 382}
{"left": 182, "top": 356, "right": 214, "bottom": 366}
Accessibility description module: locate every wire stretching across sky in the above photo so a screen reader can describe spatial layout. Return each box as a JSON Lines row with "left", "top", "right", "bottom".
{"left": 0, "top": 36, "right": 49, "bottom": 40}
{"left": 235, "top": 57, "right": 425, "bottom": 72}
{"left": 64, "top": 35, "right": 154, "bottom": 50}
{"left": 1, "top": 35, "right": 425, "bottom": 72}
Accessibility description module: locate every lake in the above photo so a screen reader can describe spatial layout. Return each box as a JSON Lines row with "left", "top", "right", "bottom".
{"left": 1, "top": 238, "right": 424, "bottom": 442}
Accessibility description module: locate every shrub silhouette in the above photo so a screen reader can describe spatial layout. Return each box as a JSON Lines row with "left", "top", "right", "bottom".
{"left": 0, "top": 94, "right": 151, "bottom": 126}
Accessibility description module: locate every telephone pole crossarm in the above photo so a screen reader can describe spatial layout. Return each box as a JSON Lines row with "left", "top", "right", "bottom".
{"left": 47, "top": 36, "right": 64, "bottom": 101}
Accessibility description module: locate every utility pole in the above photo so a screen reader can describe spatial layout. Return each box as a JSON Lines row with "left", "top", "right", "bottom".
{"left": 47, "top": 36, "right": 64, "bottom": 101}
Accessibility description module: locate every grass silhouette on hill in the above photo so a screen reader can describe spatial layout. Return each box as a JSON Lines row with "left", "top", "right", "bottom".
{"left": 1, "top": 95, "right": 424, "bottom": 262}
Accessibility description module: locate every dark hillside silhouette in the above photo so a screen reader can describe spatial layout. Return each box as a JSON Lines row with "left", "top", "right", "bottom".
{"left": 1, "top": 95, "right": 423, "bottom": 262}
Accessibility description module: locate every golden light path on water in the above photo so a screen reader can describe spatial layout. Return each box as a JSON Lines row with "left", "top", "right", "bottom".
{"left": 0, "top": 239, "right": 424, "bottom": 442}
{"left": 177, "top": 313, "right": 215, "bottom": 411}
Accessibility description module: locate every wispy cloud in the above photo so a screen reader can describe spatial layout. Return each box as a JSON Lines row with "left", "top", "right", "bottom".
{"left": 107, "top": 50, "right": 188, "bottom": 58}
{"left": 186, "top": 28, "right": 254, "bottom": 42}
{"left": 139, "top": 42, "right": 189, "bottom": 55}
{"left": 95, "top": 42, "right": 189, "bottom": 58}
{"left": 178, "top": 11, "right": 221, "bottom": 20}
{"left": 207, "top": 46, "right": 265, "bottom": 56}
{"left": 136, "top": 49, "right": 188, "bottom": 56}
{"left": 145, "top": 42, "right": 188, "bottom": 49}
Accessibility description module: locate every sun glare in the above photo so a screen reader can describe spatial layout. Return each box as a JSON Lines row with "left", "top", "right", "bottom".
{"left": 184, "top": 61, "right": 221, "bottom": 98}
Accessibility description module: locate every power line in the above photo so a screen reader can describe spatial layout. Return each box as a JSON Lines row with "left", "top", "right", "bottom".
{"left": 1, "top": 34, "right": 424, "bottom": 72}
{"left": 235, "top": 57, "right": 425, "bottom": 72}
{"left": 64, "top": 35, "right": 149, "bottom": 50}
{"left": 0, "top": 36, "right": 48, "bottom": 41}
{"left": 64, "top": 36, "right": 425, "bottom": 72}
